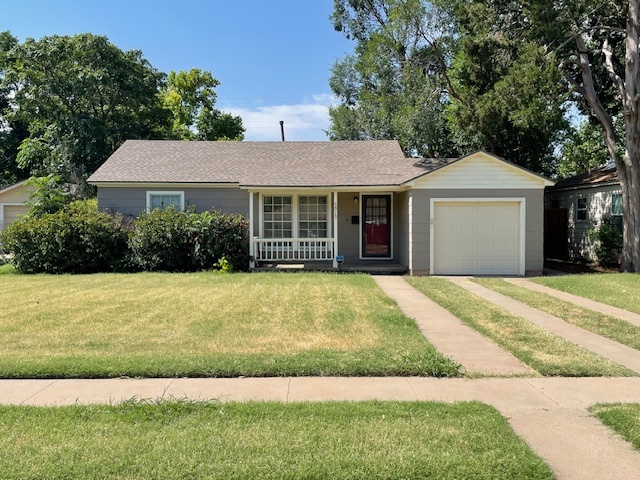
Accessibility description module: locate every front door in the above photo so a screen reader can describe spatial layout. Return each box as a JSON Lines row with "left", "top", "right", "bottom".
{"left": 362, "top": 195, "right": 391, "bottom": 257}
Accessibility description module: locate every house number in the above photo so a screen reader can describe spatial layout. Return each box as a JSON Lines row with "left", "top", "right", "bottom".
{"left": 334, "top": 203, "right": 338, "bottom": 219}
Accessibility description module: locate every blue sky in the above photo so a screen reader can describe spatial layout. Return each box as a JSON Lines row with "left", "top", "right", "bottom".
{"left": 3, "top": 0, "right": 354, "bottom": 140}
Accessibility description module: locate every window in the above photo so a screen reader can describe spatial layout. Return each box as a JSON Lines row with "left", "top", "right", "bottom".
{"left": 147, "top": 191, "right": 184, "bottom": 211}
{"left": 576, "top": 197, "right": 587, "bottom": 222}
{"left": 299, "top": 195, "right": 328, "bottom": 238}
{"left": 263, "top": 196, "right": 292, "bottom": 238}
{"left": 611, "top": 193, "right": 623, "bottom": 235}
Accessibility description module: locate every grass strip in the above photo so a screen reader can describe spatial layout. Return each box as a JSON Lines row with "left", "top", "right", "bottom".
{"left": 0, "top": 272, "right": 460, "bottom": 378}
{"left": 533, "top": 273, "right": 640, "bottom": 315}
{"left": 0, "top": 399, "right": 553, "bottom": 480}
{"left": 405, "top": 277, "right": 635, "bottom": 377}
{"left": 590, "top": 403, "right": 640, "bottom": 452}
{"left": 474, "top": 278, "right": 640, "bottom": 351}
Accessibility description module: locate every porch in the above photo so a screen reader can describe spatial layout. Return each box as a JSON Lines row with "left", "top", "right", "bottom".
{"left": 248, "top": 190, "right": 405, "bottom": 269}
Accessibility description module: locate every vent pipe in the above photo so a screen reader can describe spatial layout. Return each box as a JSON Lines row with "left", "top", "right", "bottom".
{"left": 279, "top": 120, "right": 285, "bottom": 141}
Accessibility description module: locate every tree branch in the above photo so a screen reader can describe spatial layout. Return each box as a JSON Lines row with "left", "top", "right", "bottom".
{"left": 602, "top": 37, "right": 627, "bottom": 104}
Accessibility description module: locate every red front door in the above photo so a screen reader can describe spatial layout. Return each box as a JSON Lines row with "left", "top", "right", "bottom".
{"left": 362, "top": 195, "right": 391, "bottom": 257}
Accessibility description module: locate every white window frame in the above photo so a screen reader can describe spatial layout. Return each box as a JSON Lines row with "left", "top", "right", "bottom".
{"left": 258, "top": 193, "right": 332, "bottom": 240}
{"left": 576, "top": 197, "right": 588, "bottom": 222}
{"left": 298, "top": 194, "right": 329, "bottom": 239}
{"left": 262, "top": 194, "right": 294, "bottom": 239}
{"left": 146, "top": 191, "right": 185, "bottom": 212}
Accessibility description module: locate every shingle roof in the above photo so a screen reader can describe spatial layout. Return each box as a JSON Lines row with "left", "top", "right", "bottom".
{"left": 87, "top": 140, "right": 448, "bottom": 187}
{"left": 549, "top": 166, "right": 618, "bottom": 191}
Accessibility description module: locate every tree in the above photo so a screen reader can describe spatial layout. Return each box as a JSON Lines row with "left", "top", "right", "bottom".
{"left": 442, "top": 2, "right": 570, "bottom": 174}
{"left": 160, "top": 69, "right": 245, "bottom": 141}
{"left": 329, "top": 0, "right": 460, "bottom": 157}
{"left": 1, "top": 33, "right": 170, "bottom": 187}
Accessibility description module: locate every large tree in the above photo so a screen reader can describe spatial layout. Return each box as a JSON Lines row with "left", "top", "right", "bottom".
{"left": 2, "top": 33, "right": 170, "bottom": 185}
{"left": 329, "top": 0, "right": 460, "bottom": 158}
{"left": 160, "top": 68, "right": 245, "bottom": 141}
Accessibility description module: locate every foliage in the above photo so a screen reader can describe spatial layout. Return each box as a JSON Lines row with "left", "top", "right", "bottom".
{"left": 24, "top": 174, "right": 72, "bottom": 216}
{"left": 588, "top": 216, "right": 622, "bottom": 266}
{"left": 0, "top": 34, "right": 245, "bottom": 189}
{"left": 329, "top": 0, "right": 461, "bottom": 158}
{"left": 160, "top": 68, "right": 245, "bottom": 141}
{"left": 442, "top": 3, "right": 570, "bottom": 174}
{"left": 2, "top": 33, "right": 169, "bottom": 187}
{"left": 556, "top": 120, "right": 616, "bottom": 179}
{"left": 128, "top": 207, "right": 249, "bottom": 272}
{"left": 590, "top": 403, "right": 640, "bottom": 452}
{"left": 0, "top": 199, "right": 129, "bottom": 274}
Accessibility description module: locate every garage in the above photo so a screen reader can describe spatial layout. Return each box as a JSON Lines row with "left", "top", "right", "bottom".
{"left": 431, "top": 200, "right": 524, "bottom": 275}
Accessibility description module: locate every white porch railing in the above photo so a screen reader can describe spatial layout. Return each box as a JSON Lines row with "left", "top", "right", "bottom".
{"left": 254, "top": 238, "right": 335, "bottom": 261}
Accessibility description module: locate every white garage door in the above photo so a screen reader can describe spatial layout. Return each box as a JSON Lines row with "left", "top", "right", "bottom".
{"left": 433, "top": 202, "right": 522, "bottom": 275}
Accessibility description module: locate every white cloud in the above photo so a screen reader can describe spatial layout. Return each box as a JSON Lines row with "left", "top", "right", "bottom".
{"left": 223, "top": 94, "right": 339, "bottom": 141}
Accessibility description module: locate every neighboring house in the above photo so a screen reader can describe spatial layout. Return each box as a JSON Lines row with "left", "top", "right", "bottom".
{"left": 544, "top": 166, "right": 621, "bottom": 261}
{"left": 88, "top": 140, "right": 553, "bottom": 276}
{"left": 0, "top": 180, "right": 30, "bottom": 232}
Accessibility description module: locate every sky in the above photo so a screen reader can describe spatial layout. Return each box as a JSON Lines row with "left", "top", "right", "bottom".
{"left": 2, "top": 0, "right": 355, "bottom": 141}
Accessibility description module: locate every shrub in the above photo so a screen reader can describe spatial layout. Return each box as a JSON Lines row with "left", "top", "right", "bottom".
{"left": 0, "top": 199, "right": 129, "bottom": 274}
{"left": 588, "top": 215, "right": 622, "bottom": 266}
{"left": 128, "top": 208, "right": 249, "bottom": 272}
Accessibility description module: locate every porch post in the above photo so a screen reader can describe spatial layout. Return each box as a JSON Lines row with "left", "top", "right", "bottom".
{"left": 333, "top": 191, "right": 338, "bottom": 268}
{"left": 249, "top": 191, "right": 255, "bottom": 269}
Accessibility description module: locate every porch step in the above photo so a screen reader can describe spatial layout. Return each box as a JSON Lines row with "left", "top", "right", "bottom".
{"left": 252, "top": 261, "right": 407, "bottom": 275}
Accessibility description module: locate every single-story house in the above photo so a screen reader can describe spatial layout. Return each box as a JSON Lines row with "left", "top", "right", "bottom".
{"left": 544, "top": 166, "right": 620, "bottom": 261}
{"left": 88, "top": 140, "right": 553, "bottom": 276}
{"left": 0, "top": 180, "right": 30, "bottom": 232}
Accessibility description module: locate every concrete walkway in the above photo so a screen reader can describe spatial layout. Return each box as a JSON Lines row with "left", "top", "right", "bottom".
{"left": 373, "top": 276, "right": 533, "bottom": 375}
{"left": 448, "top": 276, "right": 640, "bottom": 374}
{"left": 506, "top": 277, "right": 640, "bottom": 327}
{"left": 2, "top": 376, "right": 640, "bottom": 480}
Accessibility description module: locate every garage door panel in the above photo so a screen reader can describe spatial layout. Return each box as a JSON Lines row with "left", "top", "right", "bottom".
{"left": 433, "top": 201, "right": 521, "bottom": 275}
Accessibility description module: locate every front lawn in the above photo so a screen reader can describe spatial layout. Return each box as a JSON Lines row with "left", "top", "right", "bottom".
{"left": 0, "top": 400, "right": 553, "bottom": 480}
{"left": 590, "top": 403, "right": 640, "bottom": 452}
{"left": 474, "top": 278, "right": 640, "bottom": 351}
{"left": 405, "top": 277, "right": 635, "bottom": 377}
{"left": 533, "top": 273, "right": 640, "bottom": 315}
{"left": 0, "top": 272, "right": 460, "bottom": 378}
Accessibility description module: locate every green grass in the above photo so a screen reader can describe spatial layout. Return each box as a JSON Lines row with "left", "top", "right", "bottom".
{"left": 0, "top": 400, "right": 553, "bottom": 480}
{"left": 405, "top": 277, "right": 635, "bottom": 377}
{"left": 0, "top": 263, "right": 15, "bottom": 275}
{"left": 590, "top": 403, "right": 640, "bottom": 452}
{"left": 474, "top": 278, "right": 640, "bottom": 351}
{"left": 0, "top": 272, "right": 460, "bottom": 378}
{"left": 533, "top": 273, "right": 640, "bottom": 315}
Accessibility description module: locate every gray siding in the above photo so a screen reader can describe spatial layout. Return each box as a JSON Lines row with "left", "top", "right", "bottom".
{"left": 546, "top": 185, "right": 621, "bottom": 261}
{"left": 410, "top": 189, "right": 544, "bottom": 275}
{"left": 98, "top": 186, "right": 249, "bottom": 217}
{"left": 394, "top": 191, "right": 410, "bottom": 267}
{"left": 337, "top": 192, "right": 360, "bottom": 262}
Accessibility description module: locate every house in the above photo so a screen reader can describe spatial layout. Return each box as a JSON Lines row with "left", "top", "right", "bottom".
{"left": 544, "top": 166, "right": 621, "bottom": 261}
{"left": 87, "top": 140, "right": 553, "bottom": 275}
{"left": 0, "top": 180, "right": 30, "bottom": 232}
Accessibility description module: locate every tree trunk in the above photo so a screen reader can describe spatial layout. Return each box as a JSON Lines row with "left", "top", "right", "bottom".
{"left": 620, "top": 0, "right": 640, "bottom": 271}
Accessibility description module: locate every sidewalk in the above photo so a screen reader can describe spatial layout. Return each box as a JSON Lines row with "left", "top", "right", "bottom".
{"left": 373, "top": 276, "right": 533, "bottom": 375}
{"left": 2, "top": 376, "right": 640, "bottom": 480}
{"left": 506, "top": 277, "right": 640, "bottom": 327}
{"left": 447, "top": 276, "right": 640, "bottom": 374}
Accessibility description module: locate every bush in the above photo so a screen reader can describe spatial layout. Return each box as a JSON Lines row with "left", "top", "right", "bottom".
{"left": 129, "top": 207, "right": 249, "bottom": 272}
{"left": 0, "top": 199, "right": 129, "bottom": 274}
{"left": 588, "top": 215, "right": 622, "bottom": 266}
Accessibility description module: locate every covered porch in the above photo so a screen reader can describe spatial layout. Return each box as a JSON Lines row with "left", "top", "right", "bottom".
{"left": 247, "top": 189, "right": 408, "bottom": 270}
